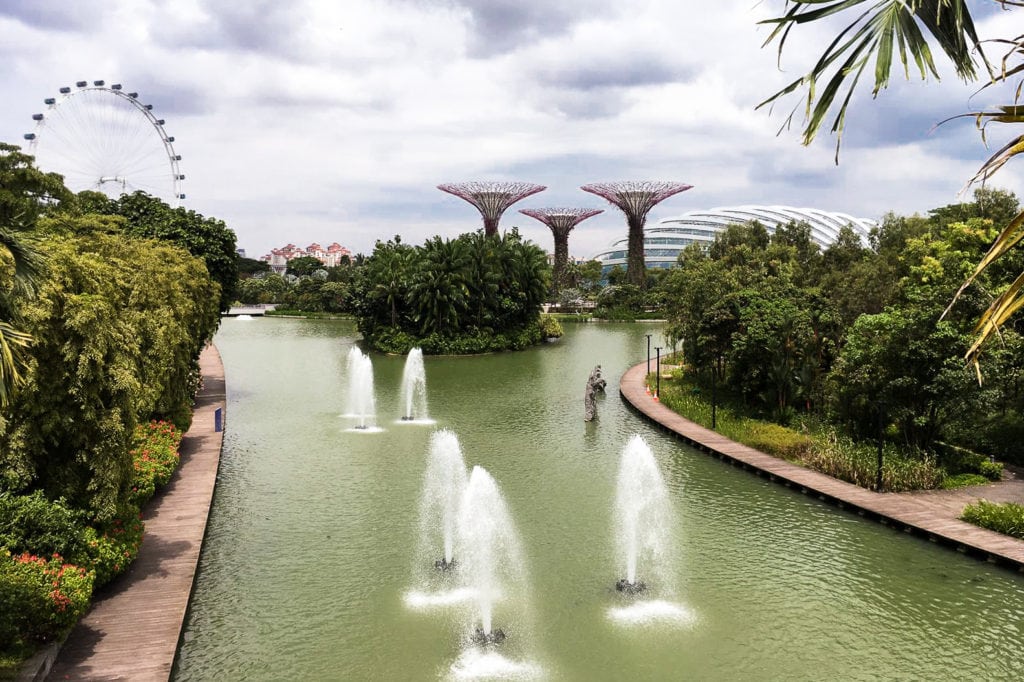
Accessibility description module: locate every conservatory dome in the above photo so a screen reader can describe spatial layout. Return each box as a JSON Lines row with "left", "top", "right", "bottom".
{"left": 591, "top": 205, "right": 876, "bottom": 273}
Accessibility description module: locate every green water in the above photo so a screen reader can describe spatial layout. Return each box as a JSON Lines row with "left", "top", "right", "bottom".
{"left": 174, "top": 318, "right": 1024, "bottom": 681}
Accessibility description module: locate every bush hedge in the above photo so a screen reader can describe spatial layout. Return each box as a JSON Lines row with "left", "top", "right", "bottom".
{"left": 961, "top": 500, "right": 1024, "bottom": 539}
{"left": 0, "top": 550, "right": 93, "bottom": 647}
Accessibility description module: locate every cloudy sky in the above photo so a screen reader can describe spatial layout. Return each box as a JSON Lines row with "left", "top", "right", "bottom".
{"left": 1, "top": 0, "right": 1020, "bottom": 260}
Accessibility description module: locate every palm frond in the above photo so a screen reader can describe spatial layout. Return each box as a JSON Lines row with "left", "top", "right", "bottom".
{"left": 0, "top": 320, "right": 33, "bottom": 407}
{"left": 759, "top": 0, "right": 985, "bottom": 158}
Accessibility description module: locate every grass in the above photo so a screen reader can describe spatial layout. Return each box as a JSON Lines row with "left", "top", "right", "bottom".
{"left": 961, "top": 500, "right": 1024, "bottom": 539}
{"left": 653, "top": 372, "right": 946, "bottom": 492}
{"left": 262, "top": 310, "right": 350, "bottom": 319}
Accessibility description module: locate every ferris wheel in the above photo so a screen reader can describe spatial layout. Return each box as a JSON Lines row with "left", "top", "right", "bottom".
{"left": 23, "top": 80, "right": 185, "bottom": 206}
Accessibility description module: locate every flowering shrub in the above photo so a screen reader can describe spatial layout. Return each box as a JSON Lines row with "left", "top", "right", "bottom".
{"left": 82, "top": 510, "right": 145, "bottom": 587}
{"left": 0, "top": 550, "right": 94, "bottom": 646}
{"left": 129, "top": 420, "right": 182, "bottom": 506}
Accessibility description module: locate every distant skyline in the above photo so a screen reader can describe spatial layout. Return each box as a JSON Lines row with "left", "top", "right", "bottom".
{"left": 1, "top": 1, "right": 1020, "bottom": 259}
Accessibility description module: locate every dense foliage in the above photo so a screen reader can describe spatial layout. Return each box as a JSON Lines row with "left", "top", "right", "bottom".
{"left": 660, "top": 188, "right": 1024, "bottom": 477}
{"left": 0, "top": 146, "right": 225, "bottom": 664}
{"left": 352, "top": 230, "right": 550, "bottom": 354}
{"left": 69, "top": 190, "right": 238, "bottom": 312}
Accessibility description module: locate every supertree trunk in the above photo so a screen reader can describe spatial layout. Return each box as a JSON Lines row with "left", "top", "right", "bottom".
{"left": 580, "top": 181, "right": 693, "bottom": 290}
{"left": 626, "top": 214, "right": 646, "bottom": 288}
{"left": 552, "top": 228, "right": 570, "bottom": 295}
{"left": 519, "top": 208, "right": 603, "bottom": 300}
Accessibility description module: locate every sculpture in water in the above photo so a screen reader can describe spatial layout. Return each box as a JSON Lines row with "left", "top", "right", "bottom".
{"left": 584, "top": 365, "right": 607, "bottom": 422}
{"left": 613, "top": 434, "right": 674, "bottom": 595}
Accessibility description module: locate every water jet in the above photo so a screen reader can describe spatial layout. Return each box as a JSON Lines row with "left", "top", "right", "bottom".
{"left": 344, "top": 347, "right": 377, "bottom": 431}
{"left": 613, "top": 434, "right": 674, "bottom": 594}
{"left": 398, "top": 347, "right": 430, "bottom": 423}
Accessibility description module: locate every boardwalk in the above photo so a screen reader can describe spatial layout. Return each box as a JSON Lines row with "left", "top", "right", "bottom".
{"left": 620, "top": 361, "right": 1024, "bottom": 571}
{"left": 46, "top": 345, "right": 226, "bottom": 681}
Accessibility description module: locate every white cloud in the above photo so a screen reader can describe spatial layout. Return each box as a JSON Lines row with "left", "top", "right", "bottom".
{"left": 0, "top": 0, "right": 1020, "bottom": 260}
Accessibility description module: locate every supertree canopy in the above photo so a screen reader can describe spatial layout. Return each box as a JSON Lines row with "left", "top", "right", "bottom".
{"left": 438, "top": 181, "right": 546, "bottom": 237}
{"left": 581, "top": 181, "right": 692, "bottom": 287}
{"left": 519, "top": 208, "right": 603, "bottom": 297}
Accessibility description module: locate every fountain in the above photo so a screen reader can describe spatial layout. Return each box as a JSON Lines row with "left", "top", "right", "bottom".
{"left": 613, "top": 434, "right": 674, "bottom": 595}
{"left": 417, "top": 430, "right": 468, "bottom": 571}
{"left": 344, "top": 347, "right": 378, "bottom": 431}
{"left": 398, "top": 347, "right": 432, "bottom": 424}
{"left": 457, "top": 465, "right": 527, "bottom": 645}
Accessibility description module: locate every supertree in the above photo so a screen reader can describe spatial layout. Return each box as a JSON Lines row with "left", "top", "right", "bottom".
{"left": 438, "top": 181, "right": 546, "bottom": 237}
{"left": 519, "top": 207, "right": 603, "bottom": 298}
{"left": 581, "top": 181, "right": 692, "bottom": 288}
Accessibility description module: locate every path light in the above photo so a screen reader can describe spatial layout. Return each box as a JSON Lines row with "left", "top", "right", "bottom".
{"left": 654, "top": 347, "right": 662, "bottom": 401}
{"left": 876, "top": 400, "right": 886, "bottom": 492}
{"left": 646, "top": 334, "right": 652, "bottom": 393}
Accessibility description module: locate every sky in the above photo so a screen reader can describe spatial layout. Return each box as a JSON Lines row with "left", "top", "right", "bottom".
{"left": 1, "top": 0, "right": 1021, "bottom": 260}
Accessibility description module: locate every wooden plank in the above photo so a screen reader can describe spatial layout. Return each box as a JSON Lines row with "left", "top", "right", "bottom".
{"left": 620, "top": 361, "right": 1024, "bottom": 570}
{"left": 47, "top": 345, "right": 226, "bottom": 681}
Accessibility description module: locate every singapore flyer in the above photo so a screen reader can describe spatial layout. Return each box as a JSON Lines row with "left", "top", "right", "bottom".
{"left": 23, "top": 80, "right": 185, "bottom": 205}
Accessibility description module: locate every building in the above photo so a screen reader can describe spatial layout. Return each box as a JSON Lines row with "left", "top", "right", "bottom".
{"left": 261, "top": 242, "right": 352, "bottom": 274}
{"left": 591, "top": 205, "right": 876, "bottom": 274}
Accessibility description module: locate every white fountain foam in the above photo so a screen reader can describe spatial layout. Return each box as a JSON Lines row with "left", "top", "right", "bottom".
{"left": 398, "top": 347, "right": 430, "bottom": 423}
{"left": 607, "top": 599, "right": 696, "bottom": 627}
{"left": 402, "top": 587, "right": 478, "bottom": 610}
{"left": 613, "top": 434, "right": 675, "bottom": 588}
{"left": 449, "top": 649, "right": 542, "bottom": 680}
{"left": 235, "top": 314, "right": 254, "bottom": 320}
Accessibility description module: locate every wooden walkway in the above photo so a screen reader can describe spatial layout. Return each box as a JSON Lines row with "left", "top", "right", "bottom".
{"left": 620, "top": 362, "right": 1024, "bottom": 571}
{"left": 45, "top": 345, "right": 226, "bottom": 681}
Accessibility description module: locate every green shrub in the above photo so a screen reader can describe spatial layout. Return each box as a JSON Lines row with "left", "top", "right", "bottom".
{"left": 128, "top": 420, "right": 182, "bottom": 506}
{"left": 745, "top": 422, "right": 814, "bottom": 460}
{"left": 961, "top": 500, "right": 1024, "bottom": 539}
{"left": 539, "top": 315, "right": 563, "bottom": 339}
{"left": 979, "top": 459, "right": 1004, "bottom": 481}
{"left": 365, "top": 320, "right": 544, "bottom": 355}
{"left": 0, "top": 550, "right": 94, "bottom": 647}
{"left": 0, "top": 491, "right": 89, "bottom": 563}
{"left": 82, "top": 510, "right": 145, "bottom": 587}
{"left": 941, "top": 473, "right": 991, "bottom": 489}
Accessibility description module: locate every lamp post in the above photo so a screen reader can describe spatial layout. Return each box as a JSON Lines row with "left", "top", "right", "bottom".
{"left": 654, "top": 346, "right": 662, "bottom": 400}
{"left": 711, "top": 357, "right": 717, "bottom": 430}
{"left": 876, "top": 400, "right": 886, "bottom": 492}
{"left": 645, "top": 334, "right": 652, "bottom": 377}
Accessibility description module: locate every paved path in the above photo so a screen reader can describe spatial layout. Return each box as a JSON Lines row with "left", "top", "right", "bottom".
{"left": 620, "top": 361, "right": 1024, "bottom": 571}
{"left": 47, "top": 345, "right": 225, "bottom": 681}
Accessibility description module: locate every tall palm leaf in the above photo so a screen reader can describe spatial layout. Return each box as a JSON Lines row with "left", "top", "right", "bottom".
{"left": 0, "top": 223, "right": 46, "bottom": 406}
{"left": 761, "top": 0, "right": 1024, "bottom": 377}
{"left": 759, "top": 0, "right": 988, "bottom": 162}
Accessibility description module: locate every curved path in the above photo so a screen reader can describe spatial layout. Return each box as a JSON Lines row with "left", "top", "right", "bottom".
{"left": 620, "top": 361, "right": 1024, "bottom": 571}
{"left": 45, "top": 345, "right": 226, "bottom": 681}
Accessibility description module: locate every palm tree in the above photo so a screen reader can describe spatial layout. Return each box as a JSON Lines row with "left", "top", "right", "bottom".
{"left": 759, "top": 0, "right": 1024, "bottom": 376}
{"left": 410, "top": 237, "right": 470, "bottom": 336}
{"left": 0, "top": 144, "right": 64, "bottom": 406}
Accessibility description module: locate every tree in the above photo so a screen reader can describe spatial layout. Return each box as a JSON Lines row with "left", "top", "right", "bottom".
{"left": 758, "top": 0, "right": 1024, "bottom": 373}
{"left": 285, "top": 255, "right": 324, "bottom": 278}
{"left": 108, "top": 192, "right": 238, "bottom": 312}
{"left": 237, "top": 256, "right": 270, "bottom": 279}
{"left": 0, "top": 144, "right": 69, "bottom": 406}
{"left": 1, "top": 218, "right": 219, "bottom": 517}
{"left": 410, "top": 237, "right": 470, "bottom": 335}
